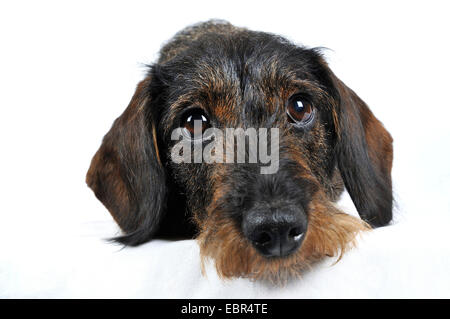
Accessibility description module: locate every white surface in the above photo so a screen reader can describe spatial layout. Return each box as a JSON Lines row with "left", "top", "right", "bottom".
{"left": 1, "top": 0, "right": 450, "bottom": 298}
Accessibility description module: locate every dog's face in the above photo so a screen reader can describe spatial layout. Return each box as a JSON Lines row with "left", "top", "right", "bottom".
{"left": 87, "top": 21, "right": 393, "bottom": 282}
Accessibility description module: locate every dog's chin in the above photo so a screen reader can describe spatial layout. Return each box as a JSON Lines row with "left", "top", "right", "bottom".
{"left": 197, "top": 200, "right": 370, "bottom": 285}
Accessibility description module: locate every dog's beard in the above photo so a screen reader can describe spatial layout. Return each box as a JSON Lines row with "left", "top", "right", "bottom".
{"left": 196, "top": 192, "right": 369, "bottom": 285}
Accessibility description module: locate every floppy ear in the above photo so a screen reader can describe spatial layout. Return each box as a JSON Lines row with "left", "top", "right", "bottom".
{"left": 326, "top": 70, "right": 393, "bottom": 227}
{"left": 86, "top": 77, "right": 167, "bottom": 245}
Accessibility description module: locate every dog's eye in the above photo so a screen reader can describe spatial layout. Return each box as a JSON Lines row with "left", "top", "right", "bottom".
{"left": 287, "top": 97, "right": 314, "bottom": 125}
{"left": 181, "top": 108, "right": 210, "bottom": 138}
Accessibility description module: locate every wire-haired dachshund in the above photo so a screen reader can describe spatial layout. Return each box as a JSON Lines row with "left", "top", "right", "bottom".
{"left": 86, "top": 20, "right": 393, "bottom": 283}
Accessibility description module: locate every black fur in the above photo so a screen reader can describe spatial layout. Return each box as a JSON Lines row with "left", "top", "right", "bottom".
{"left": 86, "top": 20, "right": 393, "bottom": 248}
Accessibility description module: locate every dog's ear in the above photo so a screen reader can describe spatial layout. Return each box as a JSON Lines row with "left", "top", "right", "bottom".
{"left": 322, "top": 65, "right": 393, "bottom": 227}
{"left": 86, "top": 77, "right": 167, "bottom": 245}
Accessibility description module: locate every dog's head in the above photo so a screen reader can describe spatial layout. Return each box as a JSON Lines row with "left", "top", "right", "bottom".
{"left": 86, "top": 21, "right": 393, "bottom": 282}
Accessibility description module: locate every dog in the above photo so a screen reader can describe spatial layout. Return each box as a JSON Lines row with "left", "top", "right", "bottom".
{"left": 86, "top": 20, "right": 393, "bottom": 283}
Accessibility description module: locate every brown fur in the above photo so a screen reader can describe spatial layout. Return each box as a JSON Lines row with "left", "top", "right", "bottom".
{"left": 86, "top": 77, "right": 161, "bottom": 233}
{"left": 198, "top": 189, "right": 369, "bottom": 285}
{"left": 86, "top": 20, "right": 393, "bottom": 282}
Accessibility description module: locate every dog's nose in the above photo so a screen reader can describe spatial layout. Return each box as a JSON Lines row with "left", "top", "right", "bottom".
{"left": 242, "top": 207, "right": 307, "bottom": 257}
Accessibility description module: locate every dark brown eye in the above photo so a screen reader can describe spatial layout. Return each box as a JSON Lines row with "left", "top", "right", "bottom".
{"left": 287, "top": 97, "right": 314, "bottom": 125}
{"left": 181, "top": 108, "right": 210, "bottom": 138}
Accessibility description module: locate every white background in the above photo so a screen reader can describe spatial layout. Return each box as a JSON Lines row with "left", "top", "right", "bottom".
{"left": 1, "top": 0, "right": 449, "bottom": 298}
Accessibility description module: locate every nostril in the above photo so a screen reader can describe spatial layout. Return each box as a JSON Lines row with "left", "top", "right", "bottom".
{"left": 288, "top": 226, "right": 304, "bottom": 240}
{"left": 243, "top": 207, "right": 307, "bottom": 257}
{"left": 253, "top": 231, "right": 272, "bottom": 246}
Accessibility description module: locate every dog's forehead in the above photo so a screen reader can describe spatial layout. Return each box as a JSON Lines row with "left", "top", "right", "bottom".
{"left": 159, "top": 31, "right": 328, "bottom": 127}
{"left": 185, "top": 34, "right": 316, "bottom": 91}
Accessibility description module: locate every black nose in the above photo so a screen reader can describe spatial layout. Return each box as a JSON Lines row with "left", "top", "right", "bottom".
{"left": 242, "top": 207, "right": 307, "bottom": 257}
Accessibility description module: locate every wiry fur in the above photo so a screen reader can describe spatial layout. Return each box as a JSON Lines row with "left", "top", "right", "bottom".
{"left": 86, "top": 20, "right": 393, "bottom": 283}
{"left": 198, "top": 190, "right": 369, "bottom": 284}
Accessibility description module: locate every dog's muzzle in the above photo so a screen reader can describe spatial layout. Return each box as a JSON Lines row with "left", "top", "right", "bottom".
{"left": 242, "top": 204, "right": 307, "bottom": 258}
